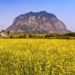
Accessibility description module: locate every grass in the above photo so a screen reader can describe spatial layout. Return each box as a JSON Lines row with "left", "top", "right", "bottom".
{"left": 0, "top": 39, "right": 75, "bottom": 75}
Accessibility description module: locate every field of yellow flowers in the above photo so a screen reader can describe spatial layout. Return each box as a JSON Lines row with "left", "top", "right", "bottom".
{"left": 0, "top": 39, "right": 75, "bottom": 75}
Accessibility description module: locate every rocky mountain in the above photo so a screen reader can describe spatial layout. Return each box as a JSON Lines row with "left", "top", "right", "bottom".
{"left": 6, "top": 11, "right": 70, "bottom": 34}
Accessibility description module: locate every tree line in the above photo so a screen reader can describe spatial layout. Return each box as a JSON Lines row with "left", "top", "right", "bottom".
{"left": 6, "top": 32, "right": 75, "bottom": 39}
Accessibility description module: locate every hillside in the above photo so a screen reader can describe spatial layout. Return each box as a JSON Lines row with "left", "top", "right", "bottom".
{"left": 6, "top": 11, "right": 70, "bottom": 34}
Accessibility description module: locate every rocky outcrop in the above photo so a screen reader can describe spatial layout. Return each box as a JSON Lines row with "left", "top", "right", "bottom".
{"left": 6, "top": 11, "right": 70, "bottom": 34}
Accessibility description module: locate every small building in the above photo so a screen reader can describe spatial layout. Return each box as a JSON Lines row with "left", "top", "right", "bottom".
{"left": 0, "top": 30, "right": 9, "bottom": 38}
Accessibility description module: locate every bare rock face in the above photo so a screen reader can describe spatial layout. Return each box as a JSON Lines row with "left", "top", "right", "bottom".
{"left": 6, "top": 11, "right": 70, "bottom": 34}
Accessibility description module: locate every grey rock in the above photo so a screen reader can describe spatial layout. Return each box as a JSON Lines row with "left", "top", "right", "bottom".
{"left": 6, "top": 11, "right": 71, "bottom": 34}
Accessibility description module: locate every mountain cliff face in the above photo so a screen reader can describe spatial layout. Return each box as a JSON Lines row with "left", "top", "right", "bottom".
{"left": 6, "top": 11, "right": 70, "bottom": 34}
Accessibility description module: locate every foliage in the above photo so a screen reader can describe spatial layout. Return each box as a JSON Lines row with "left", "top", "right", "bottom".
{"left": 5, "top": 32, "right": 75, "bottom": 39}
{"left": 0, "top": 39, "right": 75, "bottom": 75}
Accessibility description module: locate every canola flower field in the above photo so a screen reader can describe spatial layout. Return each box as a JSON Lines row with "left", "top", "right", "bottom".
{"left": 0, "top": 39, "right": 75, "bottom": 75}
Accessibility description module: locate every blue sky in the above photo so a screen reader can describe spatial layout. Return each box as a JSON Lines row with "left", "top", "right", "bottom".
{"left": 0, "top": 0, "right": 75, "bottom": 31}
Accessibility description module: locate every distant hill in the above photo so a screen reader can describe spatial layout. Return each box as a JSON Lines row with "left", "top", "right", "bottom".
{"left": 6, "top": 11, "right": 71, "bottom": 34}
